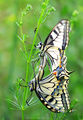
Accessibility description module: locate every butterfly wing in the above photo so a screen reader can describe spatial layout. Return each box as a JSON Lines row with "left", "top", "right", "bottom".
{"left": 42, "top": 20, "right": 70, "bottom": 71}
{"left": 35, "top": 73, "right": 70, "bottom": 112}
{"left": 43, "top": 19, "right": 70, "bottom": 50}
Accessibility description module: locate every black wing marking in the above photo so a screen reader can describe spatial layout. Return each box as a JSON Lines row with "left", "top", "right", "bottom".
{"left": 43, "top": 19, "right": 70, "bottom": 50}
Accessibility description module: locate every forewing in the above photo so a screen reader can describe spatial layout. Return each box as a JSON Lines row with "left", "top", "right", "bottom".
{"left": 44, "top": 19, "right": 70, "bottom": 50}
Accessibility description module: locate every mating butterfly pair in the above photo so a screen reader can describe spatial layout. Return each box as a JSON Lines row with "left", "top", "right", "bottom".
{"left": 28, "top": 19, "right": 71, "bottom": 112}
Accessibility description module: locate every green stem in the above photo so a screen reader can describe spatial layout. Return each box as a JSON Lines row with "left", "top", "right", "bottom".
{"left": 21, "top": 0, "right": 49, "bottom": 119}
{"left": 22, "top": 110, "right": 24, "bottom": 120}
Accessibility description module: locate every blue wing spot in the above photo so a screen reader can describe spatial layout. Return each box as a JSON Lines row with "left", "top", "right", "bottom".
{"left": 57, "top": 86, "right": 59, "bottom": 88}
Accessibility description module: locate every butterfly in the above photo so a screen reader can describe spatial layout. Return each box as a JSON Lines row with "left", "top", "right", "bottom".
{"left": 29, "top": 70, "right": 70, "bottom": 112}
{"left": 28, "top": 19, "right": 71, "bottom": 112}
{"left": 36, "top": 19, "right": 70, "bottom": 78}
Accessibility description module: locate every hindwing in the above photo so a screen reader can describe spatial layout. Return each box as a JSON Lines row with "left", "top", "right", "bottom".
{"left": 35, "top": 73, "right": 70, "bottom": 112}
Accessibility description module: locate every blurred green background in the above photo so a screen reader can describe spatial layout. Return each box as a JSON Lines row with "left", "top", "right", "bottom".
{"left": 0, "top": 0, "right": 83, "bottom": 119}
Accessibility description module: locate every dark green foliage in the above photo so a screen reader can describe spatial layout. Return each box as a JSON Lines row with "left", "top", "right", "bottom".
{"left": 0, "top": 0, "right": 83, "bottom": 119}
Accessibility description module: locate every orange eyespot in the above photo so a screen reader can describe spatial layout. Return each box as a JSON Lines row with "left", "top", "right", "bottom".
{"left": 53, "top": 71, "right": 57, "bottom": 75}
{"left": 59, "top": 64, "right": 62, "bottom": 68}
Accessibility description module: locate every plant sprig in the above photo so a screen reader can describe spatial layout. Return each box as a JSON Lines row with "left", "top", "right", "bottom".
{"left": 20, "top": 0, "right": 56, "bottom": 108}
{"left": 8, "top": 1, "right": 56, "bottom": 120}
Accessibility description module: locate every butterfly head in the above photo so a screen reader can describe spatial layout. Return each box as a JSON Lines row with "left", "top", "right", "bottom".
{"left": 36, "top": 42, "right": 43, "bottom": 49}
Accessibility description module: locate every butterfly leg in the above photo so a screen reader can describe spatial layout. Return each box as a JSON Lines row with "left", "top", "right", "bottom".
{"left": 26, "top": 92, "right": 33, "bottom": 105}
{"left": 31, "top": 57, "right": 40, "bottom": 63}
{"left": 46, "top": 59, "right": 51, "bottom": 72}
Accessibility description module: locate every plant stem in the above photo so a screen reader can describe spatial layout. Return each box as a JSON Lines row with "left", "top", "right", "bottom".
{"left": 22, "top": 110, "right": 24, "bottom": 120}
{"left": 21, "top": 0, "right": 49, "bottom": 119}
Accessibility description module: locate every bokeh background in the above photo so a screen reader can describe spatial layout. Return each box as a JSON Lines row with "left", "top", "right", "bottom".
{"left": 0, "top": 0, "right": 83, "bottom": 119}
